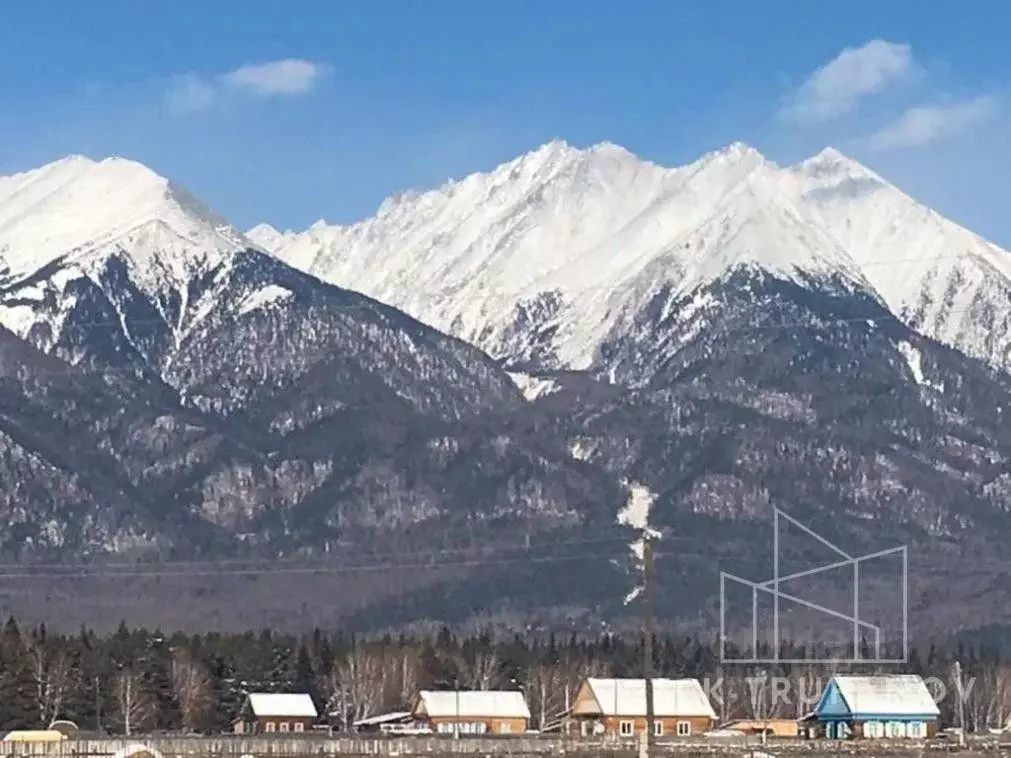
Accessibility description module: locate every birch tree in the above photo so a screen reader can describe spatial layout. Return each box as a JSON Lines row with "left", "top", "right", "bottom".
{"left": 21, "top": 632, "right": 71, "bottom": 727}
{"left": 456, "top": 650, "right": 502, "bottom": 690}
{"left": 324, "top": 645, "right": 386, "bottom": 727}
{"left": 115, "top": 670, "right": 156, "bottom": 736}
{"left": 170, "top": 649, "right": 213, "bottom": 732}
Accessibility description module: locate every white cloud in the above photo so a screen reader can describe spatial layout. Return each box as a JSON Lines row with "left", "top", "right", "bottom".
{"left": 866, "top": 95, "right": 1000, "bottom": 150}
{"left": 167, "top": 74, "right": 217, "bottom": 114}
{"left": 220, "top": 59, "right": 327, "bottom": 97}
{"left": 166, "top": 58, "right": 328, "bottom": 114}
{"left": 782, "top": 39, "right": 914, "bottom": 124}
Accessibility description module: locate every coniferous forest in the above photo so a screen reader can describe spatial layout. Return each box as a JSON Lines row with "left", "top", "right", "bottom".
{"left": 1, "top": 618, "right": 1011, "bottom": 736}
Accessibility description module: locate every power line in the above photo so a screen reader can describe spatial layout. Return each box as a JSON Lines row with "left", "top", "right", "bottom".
{"left": 0, "top": 532, "right": 639, "bottom": 572}
{"left": 0, "top": 547, "right": 630, "bottom": 581}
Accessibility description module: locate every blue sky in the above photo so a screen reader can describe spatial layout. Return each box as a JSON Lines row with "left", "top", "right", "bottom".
{"left": 1, "top": 0, "right": 1009, "bottom": 244}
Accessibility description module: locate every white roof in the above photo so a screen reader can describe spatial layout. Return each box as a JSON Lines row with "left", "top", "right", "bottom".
{"left": 248, "top": 693, "right": 318, "bottom": 718}
{"left": 352, "top": 711, "right": 412, "bottom": 727}
{"left": 415, "top": 690, "right": 531, "bottom": 719}
{"left": 584, "top": 678, "right": 716, "bottom": 719}
{"left": 831, "top": 676, "right": 939, "bottom": 717}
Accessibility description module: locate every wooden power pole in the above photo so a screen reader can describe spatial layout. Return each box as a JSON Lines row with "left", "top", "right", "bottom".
{"left": 641, "top": 534, "right": 656, "bottom": 758}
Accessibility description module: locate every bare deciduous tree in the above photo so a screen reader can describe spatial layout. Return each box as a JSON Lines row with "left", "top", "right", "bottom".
{"left": 324, "top": 645, "right": 386, "bottom": 728}
{"left": 384, "top": 645, "right": 422, "bottom": 710}
{"left": 525, "top": 663, "right": 561, "bottom": 731}
{"left": 21, "top": 632, "right": 71, "bottom": 727}
{"left": 115, "top": 670, "right": 156, "bottom": 736}
{"left": 456, "top": 650, "right": 502, "bottom": 690}
{"left": 170, "top": 648, "right": 213, "bottom": 732}
{"left": 526, "top": 656, "right": 609, "bottom": 732}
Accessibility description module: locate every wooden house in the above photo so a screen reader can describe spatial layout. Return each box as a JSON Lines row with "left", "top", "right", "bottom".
{"left": 412, "top": 690, "right": 530, "bottom": 735}
{"left": 233, "top": 693, "right": 318, "bottom": 734}
{"left": 807, "top": 675, "right": 939, "bottom": 739}
{"left": 569, "top": 678, "right": 716, "bottom": 738}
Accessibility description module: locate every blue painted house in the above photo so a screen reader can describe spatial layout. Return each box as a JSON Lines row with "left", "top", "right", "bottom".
{"left": 809, "top": 675, "right": 939, "bottom": 739}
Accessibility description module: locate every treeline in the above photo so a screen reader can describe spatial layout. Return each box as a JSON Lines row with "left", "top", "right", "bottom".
{"left": 1, "top": 618, "right": 1010, "bottom": 735}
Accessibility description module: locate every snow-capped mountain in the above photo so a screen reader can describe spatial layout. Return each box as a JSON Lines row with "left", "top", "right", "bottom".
{"left": 0, "top": 155, "right": 246, "bottom": 345}
{"left": 0, "top": 155, "right": 622, "bottom": 572}
{"left": 250, "top": 140, "right": 1011, "bottom": 379}
{"left": 786, "top": 148, "right": 1011, "bottom": 373}
{"left": 4, "top": 147, "right": 1011, "bottom": 635}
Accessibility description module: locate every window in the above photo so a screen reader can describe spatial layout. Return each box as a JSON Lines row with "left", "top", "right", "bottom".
{"left": 279, "top": 721, "right": 290, "bottom": 732}
{"left": 437, "top": 722, "right": 453, "bottom": 734}
{"left": 619, "top": 720, "right": 634, "bottom": 736}
{"left": 265, "top": 722, "right": 276, "bottom": 733}
{"left": 499, "top": 722, "right": 511, "bottom": 734}
{"left": 653, "top": 721, "right": 663, "bottom": 737}
{"left": 294, "top": 722, "right": 304, "bottom": 733}
{"left": 909, "top": 721, "right": 925, "bottom": 738}
{"left": 676, "top": 721, "right": 691, "bottom": 736}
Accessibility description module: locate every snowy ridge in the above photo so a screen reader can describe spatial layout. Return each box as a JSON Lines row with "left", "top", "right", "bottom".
{"left": 787, "top": 148, "right": 1011, "bottom": 372}
{"left": 0, "top": 155, "right": 245, "bottom": 279}
{"left": 0, "top": 155, "right": 268, "bottom": 359}
{"left": 250, "top": 140, "right": 1011, "bottom": 376}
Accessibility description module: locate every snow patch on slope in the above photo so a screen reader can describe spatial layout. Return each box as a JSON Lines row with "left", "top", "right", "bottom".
{"left": 896, "top": 340, "right": 944, "bottom": 393}
{"left": 238, "top": 284, "right": 293, "bottom": 316}
{"left": 506, "top": 371, "right": 561, "bottom": 401}
{"left": 617, "top": 481, "right": 660, "bottom": 605}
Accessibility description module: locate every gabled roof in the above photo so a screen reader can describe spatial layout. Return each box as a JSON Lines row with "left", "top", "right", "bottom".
{"left": 815, "top": 676, "right": 939, "bottom": 719}
{"left": 414, "top": 690, "right": 531, "bottom": 719}
{"left": 580, "top": 678, "right": 716, "bottom": 719}
{"left": 247, "top": 693, "right": 318, "bottom": 718}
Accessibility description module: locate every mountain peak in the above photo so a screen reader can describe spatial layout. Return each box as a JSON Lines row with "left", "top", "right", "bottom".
{"left": 0, "top": 153, "right": 246, "bottom": 280}
{"left": 794, "top": 146, "right": 884, "bottom": 184}
{"left": 707, "top": 141, "right": 765, "bottom": 162}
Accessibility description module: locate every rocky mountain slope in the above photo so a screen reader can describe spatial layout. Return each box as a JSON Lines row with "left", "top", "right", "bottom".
{"left": 1, "top": 146, "right": 1010, "bottom": 636}
{"left": 0, "top": 156, "right": 625, "bottom": 572}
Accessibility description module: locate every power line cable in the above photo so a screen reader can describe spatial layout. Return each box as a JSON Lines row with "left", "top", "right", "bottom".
{"left": 0, "top": 531, "right": 645, "bottom": 572}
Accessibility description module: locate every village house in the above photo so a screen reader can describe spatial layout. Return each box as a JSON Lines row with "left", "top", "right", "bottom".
{"left": 233, "top": 693, "right": 318, "bottom": 734}
{"left": 412, "top": 690, "right": 531, "bottom": 735}
{"left": 569, "top": 678, "right": 716, "bottom": 738}
{"left": 805, "top": 675, "right": 939, "bottom": 739}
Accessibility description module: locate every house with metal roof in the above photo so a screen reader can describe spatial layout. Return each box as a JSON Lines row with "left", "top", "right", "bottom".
{"left": 412, "top": 690, "right": 531, "bottom": 735}
{"left": 569, "top": 678, "right": 716, "bottom": 738}
{"left": 233, "top": 693, "right": 318, "bottom": 734}
{"left": 808, "top": 675, "right": 939, "bottom": 740}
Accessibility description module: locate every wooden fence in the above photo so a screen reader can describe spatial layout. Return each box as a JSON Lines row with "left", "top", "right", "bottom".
{"left": 1, "top": 735, "right": 1009, "bottom": 758}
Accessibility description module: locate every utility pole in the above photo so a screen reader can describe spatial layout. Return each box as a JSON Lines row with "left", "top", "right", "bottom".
{"left": 953, "top": 661, "right": 966, "bottom": 747}
{"left": 640, "top": 534, "right": 655, "bottom": 758}
{"left": 94, "top": 675, "right": 102, "bottom": 733}
{"left": 124, "top": 675, "right": 131, "bottom": 737}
